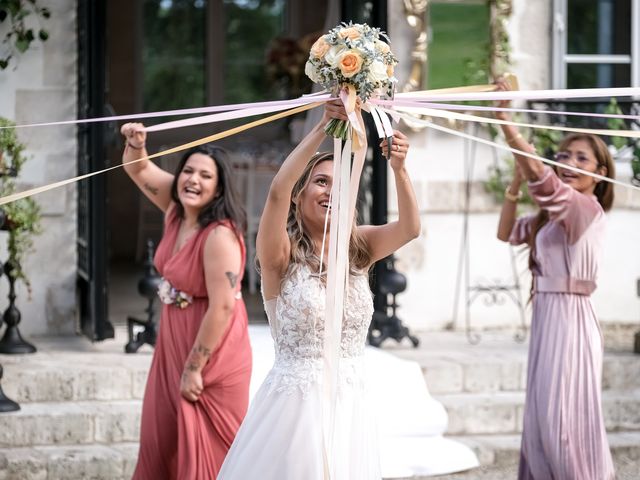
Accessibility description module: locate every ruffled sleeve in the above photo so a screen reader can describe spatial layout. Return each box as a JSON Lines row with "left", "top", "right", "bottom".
{"left": 509, "top": 214, "right": 535, "bottom": 246}
{"left": 527, "top": 166, "right": 603, "bottom": 244}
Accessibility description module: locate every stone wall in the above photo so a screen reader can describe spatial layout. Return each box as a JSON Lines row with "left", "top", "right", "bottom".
{"left": 0, "top": 0, "right": 77, "bottom": 335}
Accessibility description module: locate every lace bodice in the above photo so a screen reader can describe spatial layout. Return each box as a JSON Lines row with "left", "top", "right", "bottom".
{"left": 262, "top": 263, "right": 374, "bottom": 396}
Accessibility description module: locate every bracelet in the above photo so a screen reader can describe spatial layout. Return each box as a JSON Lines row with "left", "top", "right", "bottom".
{"left": 505, "top": 133, "right": 523, "bottom": 143}
{"left": 126, "top": 141, "right": 146, "bottom": 150}
{"left": 504, "top": 186, "right": 523, "bottom": 203}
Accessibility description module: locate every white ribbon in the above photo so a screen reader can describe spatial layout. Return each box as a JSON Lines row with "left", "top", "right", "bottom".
{"left": 321, "top": 95, "right": 372, "bottom": 479}
{"left": 381, "top": 107, "right": 640, "bottom": 192}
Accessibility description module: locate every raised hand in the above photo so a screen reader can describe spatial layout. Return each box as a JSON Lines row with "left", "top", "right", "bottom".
{"left": 494, "top": 77, "right": 512, "bottom": 121}
{"left": 380, "top": 130, "right": 410, "bottom": 171}
{"left": 120, "top": 122, "right": 147, "bottom": 149}
{"left": 321, "top": 99, "right": 349, "bottom": 126}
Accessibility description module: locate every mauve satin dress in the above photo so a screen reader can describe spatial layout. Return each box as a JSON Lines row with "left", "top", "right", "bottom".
{"left": 132, "top": 205, "right": 252, "bottom": 480}
{"left": 509, "top": 167, "right": 614, "bottom": 480}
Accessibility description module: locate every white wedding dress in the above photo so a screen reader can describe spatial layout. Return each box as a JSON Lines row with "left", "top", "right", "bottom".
{"left": 218, "top": 263, "right": 380, "bottom": 479}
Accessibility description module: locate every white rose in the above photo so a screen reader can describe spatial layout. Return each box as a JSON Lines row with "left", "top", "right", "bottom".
{"left": 367, "top": 60, "right": 389, "bottom": 83}
{"left": 157, "top": 279, "right": 174, "bottom": 304}
{"left": 324, "top": 45, "right": 347, "bottom": 67}
{"left": 305, "top": 60, "right": 322, "bottom": 83}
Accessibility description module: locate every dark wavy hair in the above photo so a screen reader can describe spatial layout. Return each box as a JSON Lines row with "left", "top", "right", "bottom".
{"left": 170, "top": 145, "right": 246, "bottom": 233}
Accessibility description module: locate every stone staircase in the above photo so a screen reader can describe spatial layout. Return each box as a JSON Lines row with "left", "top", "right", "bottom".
{"left": 0, "top": 334, "right": 150, "bottom": 480}
{"left": 390, "top": 331, "right": 640, "bottom": 479}
{"left": 0, "top": 329, "right": 639, "bottom": 479}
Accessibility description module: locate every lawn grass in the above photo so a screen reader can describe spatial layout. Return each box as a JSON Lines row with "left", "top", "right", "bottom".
{"left": 427, "top": 1, "right": 490, "bottom": 89}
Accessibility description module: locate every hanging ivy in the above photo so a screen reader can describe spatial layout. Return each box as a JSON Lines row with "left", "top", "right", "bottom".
{"left": 0, "top": 0, "right": 50, "bottom": 70}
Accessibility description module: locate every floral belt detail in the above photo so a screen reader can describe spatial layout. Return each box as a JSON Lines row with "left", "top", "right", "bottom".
{"left": 157, "top": 278, "right": 193, "bottom": 309}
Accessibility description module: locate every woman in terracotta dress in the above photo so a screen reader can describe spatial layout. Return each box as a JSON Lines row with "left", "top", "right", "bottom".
{"left": 495, "top": 80, "right": 615, "bottom": 480}
{"left": 121, "top": 123, "right": 252, "bottom": 480}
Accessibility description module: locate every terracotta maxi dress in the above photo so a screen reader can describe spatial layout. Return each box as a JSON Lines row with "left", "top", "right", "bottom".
{"left": 510, "top": 167, "right": 614, "bottom": 480}
{"left": 132, "top": 206, "right": 252, "bottom": 480}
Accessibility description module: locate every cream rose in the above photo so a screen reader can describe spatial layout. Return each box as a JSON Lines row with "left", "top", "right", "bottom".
{"left": 324, "top": 45, "right": 346, "bottom": 67}
{"left": 305, "top": 60, "right": 322, "bottom": 83}
{"left": 310, "top": 36, "right": 330, "bottom": 59}
{"left": 386, "top": 63, "right": 395, "bottom": 78}
{"left": 375, "top": 39, "right": 390, "bottom": 54}
{"left": 338, "top": 27, "right": 361, "bottom": 40}
{"left": 367, "top": 60, "right": 388, "bottom": 83}
{"left": 338, "top": 50, "right": 364, "bottom": 78}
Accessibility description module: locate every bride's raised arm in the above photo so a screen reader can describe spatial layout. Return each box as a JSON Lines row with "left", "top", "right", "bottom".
{"left": 256, "top": 101, "right": 347, "bottom": 292}
{"left": 358, "top": 129, "right": 420, "bottom": 264}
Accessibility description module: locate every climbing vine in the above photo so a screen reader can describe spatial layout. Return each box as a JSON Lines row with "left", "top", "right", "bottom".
{"left": 0, "top": 0, "right": 50, "bottom": 70}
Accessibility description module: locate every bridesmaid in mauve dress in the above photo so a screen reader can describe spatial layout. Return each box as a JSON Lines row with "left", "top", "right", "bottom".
{"left": 495, "top": 80, "right": 616, "bottom": 480}
{"left": 120, "top": 123, "right": 252, "bottom": 480}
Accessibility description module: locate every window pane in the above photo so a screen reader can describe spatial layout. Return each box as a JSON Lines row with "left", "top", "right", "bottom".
{"left": 142, "top": 0, "right": 207, "bottom": 113}
{"left": 224, "top": 0, "right": 286, "bottom": 104}
{"left": 428, "top": 1, "right": 490, "bottom": 89}
{"left": 567, "top": 63, "right": 631, "bottom": 88}
{"left": 567, "top": 0, "right": 631, "bottom": 55}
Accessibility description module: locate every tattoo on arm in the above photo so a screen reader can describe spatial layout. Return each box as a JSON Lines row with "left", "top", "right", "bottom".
{"left": 143, "top": 182, "right": 159, "bottom": 196}
{"left": 183, "top": 342, "right": 212, "bottom": 375}
{"left": 185, "top": 362, "right": 199, "bottom": 372}
{"left": 196, "top": 344, "right": 212, "bottom": 357}
{"left": 225, "top": 271, "right": 238, "bottom": 289}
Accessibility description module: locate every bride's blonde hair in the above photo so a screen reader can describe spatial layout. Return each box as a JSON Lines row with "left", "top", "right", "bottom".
{"left": 287, "top": 152, "right": 371, "bottom": 276}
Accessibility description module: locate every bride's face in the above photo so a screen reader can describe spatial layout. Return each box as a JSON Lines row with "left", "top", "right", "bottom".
{"left": 298, "top": 160, "right": 333, "bottom": 234}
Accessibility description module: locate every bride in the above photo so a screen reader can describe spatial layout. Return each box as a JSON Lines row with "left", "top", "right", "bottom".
{"left": 218, "top": 100, "right": 420, "bottom": 479}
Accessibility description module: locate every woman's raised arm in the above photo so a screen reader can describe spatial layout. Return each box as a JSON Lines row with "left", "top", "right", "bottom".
{"left": 358, "top": 130, "right": 420, "bottom": 264}
{"left": 121, "top": 122, "right": 174, "bottom": 212}
{"left": 256, "top": 101, "right": 348, "bottom": 280}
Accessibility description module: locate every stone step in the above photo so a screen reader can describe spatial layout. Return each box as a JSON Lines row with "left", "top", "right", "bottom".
{"left": 416, "top": 354, "right": 640, "bottom": 395}
{"left": 437, "top": 390, "right": 640, "bottom": 435}
{"left": 0, "top": 353, "right": 151, "bottom": 404}
{"left": 395, "top": 432, "right": 640, "bottom": 480}
{"left": 0, "top": 400, "right": 142, "bottom": 448}
{"left": 1, "top": 433, "right": 638, "bottom": 480}
{"left": 0, "top": 443, "right": 138, "bottom": 480}
{"left": 3, "top": 349, "right": 639, "bottom": 403}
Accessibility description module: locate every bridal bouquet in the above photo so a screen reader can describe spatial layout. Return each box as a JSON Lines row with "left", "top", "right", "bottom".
{"left": 304, "top": 22, "right": 397, "bottom": 140}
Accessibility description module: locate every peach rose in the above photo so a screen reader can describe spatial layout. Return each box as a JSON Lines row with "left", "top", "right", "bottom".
{"left": 310, "top": 36, "right": 330, "bottom": 59}
{"left": 338, "top": 27, "right": 361, "bottom": 41}
{"left": 338, "top": 50, "right": 363, "bottom": 78}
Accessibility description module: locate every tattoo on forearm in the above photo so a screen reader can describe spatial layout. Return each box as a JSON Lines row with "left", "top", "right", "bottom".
{"left": 183, "top": 342, "right": 212, "bottom": 375}
{"left": 195, "top": 344, "right": 212, "bottom": 357}
{"left": 225, "top": 271, "right": 238, "bottom": 289}
{"left": 185, "top": 362, "right": 199, "bottom": 372}
{"left": 143, "top": 182, "right": 159, "bottom": 195}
